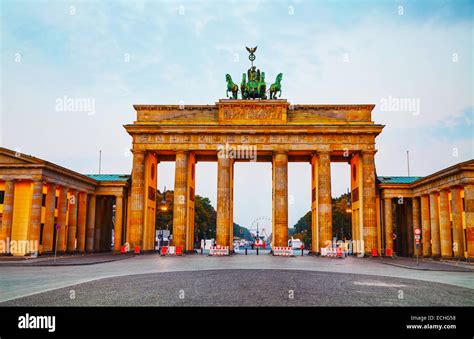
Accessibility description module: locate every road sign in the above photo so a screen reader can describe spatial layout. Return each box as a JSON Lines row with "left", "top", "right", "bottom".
{"left": 414, "top": 235, "right": 421, "bottom": 240}
{"left": 415, "top": 238, "right": 420, "bottom": 244}
{"left": 414, "top": 228, "right": 421, "bottom": 236}
{"left": 55, "top": 224, "right": 60, "bottom": 231}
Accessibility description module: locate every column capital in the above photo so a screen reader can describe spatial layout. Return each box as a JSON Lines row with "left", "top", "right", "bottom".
{"left": 175, "top": 150, "right": 189, "bottom": 155}
{"left": 273, "top": 149, "right": 288, "bottom": 155}
{"left": 131, "top": 149, "right": 146, "bottom": 155}
{"left": 317, "top": 150, "right": 331, "bottom": 155}
{"left": 361, "top": 149, "right": 377, "bottom": 155}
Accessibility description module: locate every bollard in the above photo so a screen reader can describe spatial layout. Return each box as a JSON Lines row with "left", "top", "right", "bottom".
{"left": 256, "top": 247, "right": 259, "bottom": 255}
{"left": 201, "top": 247, "right": 203, "bottom": 255}
{"left": 301, "top": 248, "right": 304, "bottom": 256}
{"left": 245, "top": 248, "right": 247, "bottom": 255}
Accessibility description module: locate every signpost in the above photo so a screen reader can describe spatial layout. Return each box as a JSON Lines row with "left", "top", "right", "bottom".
{"left": 414, "top": 228, "right": 421, "bottom": 266}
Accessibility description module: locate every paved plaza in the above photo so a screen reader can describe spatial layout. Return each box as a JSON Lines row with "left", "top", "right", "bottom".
{"left": 0, "top": 254, "right": 472, "bottom": 306}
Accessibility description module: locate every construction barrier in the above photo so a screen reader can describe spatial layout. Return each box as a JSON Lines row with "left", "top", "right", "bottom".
{"left": 273, "top": 247, "right": 294, "bottom": 256}
{"left": 321, "top": 247, "right": 334, "bottom": 257}
{"left": 175, "top": 246, "right": 183, "bottom": 256}
{"left": 209, "top": 245, "right": 229, "bottom": 256}
{"left": 160, "top": 246, "right": 168, "bottom": 256}
{"left": 120, "top": 245, "right": 126, "bottom": 254}
{"left": 385, "top": 248, "right": 392, "bottom": 257}
{"left": 321, "top": 247, "right": 344, "bottom": 258}
{"left": 168, "top": 246, "right": 176, "bottom": 255}
{"left": 134, "top": 246, "right": 141, "bottom": 255}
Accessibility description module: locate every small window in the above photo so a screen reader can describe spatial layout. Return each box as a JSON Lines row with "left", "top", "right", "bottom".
{"left": 352, "top": 164, "right": 357, "bottom": 181}
{"left": 0, "top": 191, "right": 4, "bottom": 204}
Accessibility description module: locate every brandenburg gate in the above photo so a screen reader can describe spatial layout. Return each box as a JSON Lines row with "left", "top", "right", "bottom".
{"left": 124, "top": 99, "right": 384, "bottom": 254}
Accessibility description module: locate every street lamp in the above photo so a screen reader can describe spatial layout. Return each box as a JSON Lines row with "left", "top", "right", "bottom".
{"left": 158, "top": 186, "right": 168, "bottom": 250}
{"left": 160, "top": 186, "right": 167, "bottom": 210}
{"left": 345, "top": 188, "right": 352, "bottom": 214}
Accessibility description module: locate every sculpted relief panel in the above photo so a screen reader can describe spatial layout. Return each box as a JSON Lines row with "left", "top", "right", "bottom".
{"left": 218, "top": 101, "right": 288, "bottom": 124}
{"left": 135, "top": 133, "right": 374, "bottom": 149}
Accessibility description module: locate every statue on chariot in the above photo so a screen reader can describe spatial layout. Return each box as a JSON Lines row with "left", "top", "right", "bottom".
{"left": 225, "top": 46, "right": 283, "bottom": 100}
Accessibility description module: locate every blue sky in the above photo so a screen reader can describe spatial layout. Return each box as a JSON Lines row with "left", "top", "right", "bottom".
{"left": 1, "top": 0, "right": 473, "bottom": 229}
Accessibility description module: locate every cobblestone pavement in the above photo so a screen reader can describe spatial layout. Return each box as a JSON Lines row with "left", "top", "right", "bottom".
{"left": 0, "top": 254, "right": 473, "bottom": 303}
{"left": 2, "top": 269, "right": 473, "bottom": 306}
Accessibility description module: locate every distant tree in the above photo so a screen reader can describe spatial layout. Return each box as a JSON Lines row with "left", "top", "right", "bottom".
{"left": 233, "top": 223, "right": 254, "bottom": 241}
{"left": 156, "top": 189, "right": 174, "bottom": 231}
{"left": 332, "top": 193, "right": 352, "bottom": 240}
{"left": 291, "top": 192, "right": 353, "bottom": 247}
{"left": 155, "top": 192, "right": 253, "bottom": 242}
{"left": 194, "top": 195, "right": 216, "bottom": 239}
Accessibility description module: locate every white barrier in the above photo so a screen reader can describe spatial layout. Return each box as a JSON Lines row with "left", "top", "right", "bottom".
{"left": 209, "top": 245, "right": 229, "bottom": 256}
{"left": 273, "top": 247, "right": 294, "bottom": 256}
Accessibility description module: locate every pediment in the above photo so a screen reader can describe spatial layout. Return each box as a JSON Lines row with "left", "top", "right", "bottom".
{"left": 0, "top": 149, "right": 43, "bottom": 165}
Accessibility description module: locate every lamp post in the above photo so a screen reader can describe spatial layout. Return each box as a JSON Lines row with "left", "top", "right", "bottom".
{"left": 345, "top": 188, "right": 352, "bottom": 255}
{"left": 158, "top": 186, "right": 168, "bottom": 251}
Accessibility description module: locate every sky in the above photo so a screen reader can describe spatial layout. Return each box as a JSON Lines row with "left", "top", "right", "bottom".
{"left": 1, "top": 0, "right": 473, "bottom": 229}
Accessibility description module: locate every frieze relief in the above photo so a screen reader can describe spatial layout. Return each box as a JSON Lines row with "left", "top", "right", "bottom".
{"left": 222, "top": 107, "right": 282, "bottom": 120}
{"left": 134, "top": 133, "right": 374, "bottom": 145}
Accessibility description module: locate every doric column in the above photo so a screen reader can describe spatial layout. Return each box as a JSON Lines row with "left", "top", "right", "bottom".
{"left": 216, "top": 154, "right": 233, "bottom": 247}
{"left": 56, "top": 186, "right": 68, "bottom": 253}
{"left": 129, "top": 150, "right": 146, "bottom": 249}
{"left": 420, "top": 194, "right": 431, "bottom": 257}
{"left": 86, "top": 194, "right": 96, "bottom": 252}
{"left": 66, "top": 190, "right": 78, "bottom": 253}
{"left": 438, "top": 189, "right": 453, "bottom": 259}
{"left": 429, "top": 192, "right": 441, "bottom": 258}
{"left": 464, "top": 184, "right": 474, "bottom": 259}
{"left": 317, "top": 151, "right": 332, "bottom": 250}
{"left": 76, "top": 192, "right": 87, "bottom": 253}
{"left": 310, "top": 154, "right": 319, "bottom": 254}
{"left": 0, "top": 180, "right": 15, "bottom": 251}
{"left": 412, "top": 197, "right": 421, "bottom": 257}
{"left": 383, "top": 198, "right": 393, "bottom": 255}
{"left": 362, "top": 151, "right": 377, "bottom": 253}
{"left": 273, "top": 151, "right": 288, "bottom": 247}
{"left": 185, "top": 154, "right": 196, "bottom": 253}
{"left": 114, "top": 195, "right": 124, "bottom": 252}
{"left": 451, "top": 187, "right": 464, "bottom": 259}
{"left": 29, "top": 180, "right": 43, "bottom": 249}
{"left": 42, "top": 183, "right": 56, "bottom": 252}
{"left": 173, "top": 151, "right": 189, "bottom": 249}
